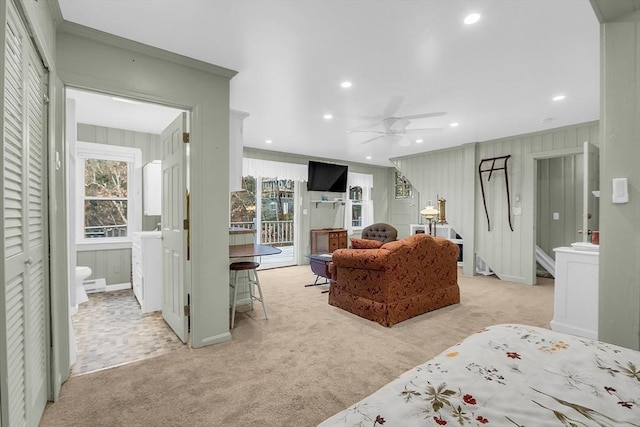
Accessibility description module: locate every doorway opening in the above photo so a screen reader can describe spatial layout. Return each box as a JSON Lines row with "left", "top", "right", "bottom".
{"left": 65, "top": 88, "right": 188, "bottom": 375}
{"left": 533, "top": 143, "right": 599, "bottom": 280}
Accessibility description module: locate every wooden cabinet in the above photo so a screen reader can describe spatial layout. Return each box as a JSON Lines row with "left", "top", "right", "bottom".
{"left": 311, "top": 228, "right": 347, "bottom": 254}
{"left": 132, "top": 231, "right": 163, "bottom": 313}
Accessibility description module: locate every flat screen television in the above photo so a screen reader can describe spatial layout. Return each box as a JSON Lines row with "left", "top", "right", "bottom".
{"left": 307, "top": 161, "right": 348, "bottom": 192}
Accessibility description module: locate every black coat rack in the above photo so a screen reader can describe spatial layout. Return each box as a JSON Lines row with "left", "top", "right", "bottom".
{"left": 478, "top": 154, "right": 513, "bottom": 232}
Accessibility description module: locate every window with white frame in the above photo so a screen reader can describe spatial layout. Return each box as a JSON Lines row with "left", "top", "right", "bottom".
{"left": 76, "top": 142, "right": 142, "bottom": 243}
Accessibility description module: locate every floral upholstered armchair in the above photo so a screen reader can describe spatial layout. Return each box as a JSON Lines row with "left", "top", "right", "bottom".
{"left": 328, "top": 233, "right": 459, "bottom": 326}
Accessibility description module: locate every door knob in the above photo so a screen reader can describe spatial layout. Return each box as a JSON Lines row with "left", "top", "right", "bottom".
{"left": 577, "top": 229, "right": 593, "bottom": 235}
{"left": 24, "top": 257, "right": 33, "bottom": 265}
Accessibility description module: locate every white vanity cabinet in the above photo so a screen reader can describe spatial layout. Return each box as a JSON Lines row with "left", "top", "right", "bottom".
{"left": 551, "top": 245, "right": 599, "bottom": 340}
{"left": 132, "top": 231, "right": 163, "bottom": 313}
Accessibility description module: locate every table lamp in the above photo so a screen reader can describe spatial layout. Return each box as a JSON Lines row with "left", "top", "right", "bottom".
{"left": 420, "top": 205, "right": 439, "bottom": 236}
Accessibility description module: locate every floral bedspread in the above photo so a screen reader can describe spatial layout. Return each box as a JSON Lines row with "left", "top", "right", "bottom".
{"left": 319, "top": 324, "right": 640, "bottom": 426}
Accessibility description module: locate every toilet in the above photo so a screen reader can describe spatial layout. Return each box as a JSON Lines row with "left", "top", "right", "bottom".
{"left": 74, "top": 266, "right": 91, "bottom": 306}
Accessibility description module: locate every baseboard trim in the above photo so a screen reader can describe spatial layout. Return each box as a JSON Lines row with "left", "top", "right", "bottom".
{"left": 496, "top": 274, "right": 531, "bottom": 285}
{"left": 107, "top": 282, "right": 131, "bottom": 291}
{"left": 196, "top": 332, "right": 232, "bottom": 348}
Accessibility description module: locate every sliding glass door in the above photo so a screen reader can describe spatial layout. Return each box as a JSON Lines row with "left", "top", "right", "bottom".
{"left": 230, "top": 175, "right": 298, "bottom": 268}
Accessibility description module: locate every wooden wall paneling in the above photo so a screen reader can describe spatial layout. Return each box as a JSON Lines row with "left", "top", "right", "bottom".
{"left": 107, "top": 248, "right": 131, "bottom": 285}
{"left": 395, "top": 122, "right": 598, "bottom": 284}
{"left": 598, "top": 11, "right": 640, "bottom": 350}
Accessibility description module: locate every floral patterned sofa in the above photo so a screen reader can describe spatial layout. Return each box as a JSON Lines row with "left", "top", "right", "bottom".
{"left": 328, "top": 233, "right": 460, "bottom": 326}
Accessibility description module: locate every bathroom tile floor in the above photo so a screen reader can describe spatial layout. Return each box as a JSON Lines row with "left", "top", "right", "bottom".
{"left": 71, "top": 289, "right": 186, "bottom": 376}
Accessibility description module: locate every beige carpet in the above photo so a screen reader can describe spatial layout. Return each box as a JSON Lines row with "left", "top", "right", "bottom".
{"left": 41, "top": 266, "right": 553, "bottom": 427}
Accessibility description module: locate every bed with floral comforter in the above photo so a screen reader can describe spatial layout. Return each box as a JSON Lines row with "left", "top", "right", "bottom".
{"left": 319, "top": 324, "right": 639, "bottom": 426}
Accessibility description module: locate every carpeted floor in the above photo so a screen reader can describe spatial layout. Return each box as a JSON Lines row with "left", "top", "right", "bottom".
{"left": 41, "top": 266, "right": 553, "bottom": 427}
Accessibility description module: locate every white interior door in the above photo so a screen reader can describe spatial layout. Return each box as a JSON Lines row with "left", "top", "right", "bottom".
{"left": 161, "top": 112, "right": 189, "bottom": 343}
{"left": 2, "top": 2, "right": 49, "bottom": 424}
{"left": 582, "top": 141, "right": 600, "bottom": 242}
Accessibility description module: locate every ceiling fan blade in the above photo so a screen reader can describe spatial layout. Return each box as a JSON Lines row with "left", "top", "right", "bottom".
{"left": 403, "top": 127, "right": 443, "bottom": 134}
{"left": 400, "top": 112, "right": 447, "bottom": 120}
{"left": 383, "top": 95, "right": 405, "bottom": 118}
{"left": 345, "top": 130, "right": 386, "bottom": 134}
{"left": 359, "top": 135, "right": 386, "bottom": 145}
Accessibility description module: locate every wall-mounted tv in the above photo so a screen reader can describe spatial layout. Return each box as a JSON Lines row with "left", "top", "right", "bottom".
{"left": 307, "top": 160, "right": 348, "bottom": 192}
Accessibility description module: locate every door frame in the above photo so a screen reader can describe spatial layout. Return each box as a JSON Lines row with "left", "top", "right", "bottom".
{"left": 254, "top": 175, "right": 298, "bottom": 268}
{"left": 51, "top": 23, "right": 236, "bottom": 396}
{"left": 524, "top": 146, "right": 583, "bottom": 285}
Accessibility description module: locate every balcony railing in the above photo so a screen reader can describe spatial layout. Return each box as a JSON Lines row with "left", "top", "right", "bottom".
{"left": 230, "top": 220, "right": 294, "bottom": 246}
{"left": 230, "top": 221, "right": 255, "bottom": 230}
{"left": 84, "top": 225, "right": 128, "bottom": 238}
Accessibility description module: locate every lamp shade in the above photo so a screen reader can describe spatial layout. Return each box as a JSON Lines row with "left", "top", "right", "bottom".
{"left": 420, "top": 206, "right": 439, "bottom": 219}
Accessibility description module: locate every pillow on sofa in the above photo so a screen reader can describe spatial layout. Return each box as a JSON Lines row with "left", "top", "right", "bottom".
{"left": 350, "top": 238, "right": 384, "bottom": 249}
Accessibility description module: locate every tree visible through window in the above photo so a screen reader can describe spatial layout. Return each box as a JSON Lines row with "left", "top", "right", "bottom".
{"left": 76, "top": 142, "right": 141, "bottom": 243}
{"left": 230, "top": 176, "right": 257, "bottom": 228}
{"left": 84, "top": 159, "right": 130, "bottom": 238}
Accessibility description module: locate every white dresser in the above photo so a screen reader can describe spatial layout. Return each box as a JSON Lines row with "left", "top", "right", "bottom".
{"left": 132, "top": 231, "right": 163, "bottom": 313}
{"left": 551, "top": 244, "right": 599, "bottom": 340}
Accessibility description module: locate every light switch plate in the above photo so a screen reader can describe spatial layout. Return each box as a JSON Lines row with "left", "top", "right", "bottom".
{"left": 553, "top": 212, "right": 560, "bottom": 220}
{"left": 612, "top": 178, "right": 629, "bottom": 203}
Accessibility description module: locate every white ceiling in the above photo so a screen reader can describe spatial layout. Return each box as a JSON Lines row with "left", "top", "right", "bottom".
{"left": 58, "top": 0, "right": 600, "bottom": 167}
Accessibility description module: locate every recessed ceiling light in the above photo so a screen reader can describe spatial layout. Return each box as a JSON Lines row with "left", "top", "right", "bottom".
{"left": 450, "top": 122, "right": 459, "bottom": 127}
{"left": 341, "top": 81, "right": 352, "bottom": 88}
{"left": 464, "top": 13, "right": 481, "bottom": 25}
{"left": 323, "top": 113, "right": 333, "bottom": 120}
{"left": 365, "top": 156, "right": 372, "bottom": 160}
{"left": 265, "top": 139, "right": 272, "bottom": 144}
{"left": 415, "top": 139, "right": 423, "bottom": 143}
{"left": 553, "top": 95, "right": 566, "bottom": 101}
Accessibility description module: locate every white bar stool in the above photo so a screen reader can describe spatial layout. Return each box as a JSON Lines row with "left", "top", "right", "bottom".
{"left": 229, "top": 261, "right": 268, "bottom": 328}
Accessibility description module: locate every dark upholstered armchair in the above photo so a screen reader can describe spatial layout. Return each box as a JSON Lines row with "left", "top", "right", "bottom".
{"left": 360, "top": 223, "right": 397, "bottom": 243}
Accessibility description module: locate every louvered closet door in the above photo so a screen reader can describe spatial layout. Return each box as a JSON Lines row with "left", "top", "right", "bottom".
{"left": 2, "top": 1, "right": 49, "bottom": 425}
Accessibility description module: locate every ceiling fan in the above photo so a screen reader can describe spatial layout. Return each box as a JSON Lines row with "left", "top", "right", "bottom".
{"left": 345, "top": 111, "right": 447, "bottom": 147}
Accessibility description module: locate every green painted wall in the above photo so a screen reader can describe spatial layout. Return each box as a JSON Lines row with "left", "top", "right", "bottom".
{"left": 393, "top": 122, "right": 600, "bottom": 284}
{"left": 57, "top": 21, "right": 236, "bottom": 349}
{"left": 598, "top": 10, "right": 640, "bottom": 350}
